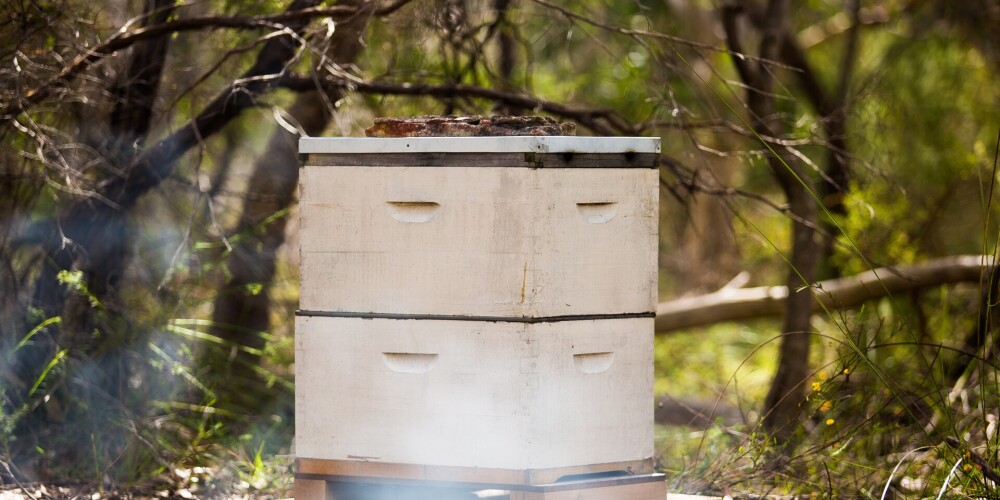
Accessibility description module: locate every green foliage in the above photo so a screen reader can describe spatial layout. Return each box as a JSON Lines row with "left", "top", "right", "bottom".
{"left": 56, "top": 270, "right": 102, "bottom": 309}
{"left": 841, "top": 34, "right": 1000, "bottom": 266}
{"left": 647, "top": 3, "right": 1000, "bottom": 496}
{"left": 2, "top": 0, "right": 1000, "bottom": 497}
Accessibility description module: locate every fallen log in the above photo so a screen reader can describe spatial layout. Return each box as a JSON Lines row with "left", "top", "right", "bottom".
{"left": 655, "top": 255, "right": 997, "bottom": 332}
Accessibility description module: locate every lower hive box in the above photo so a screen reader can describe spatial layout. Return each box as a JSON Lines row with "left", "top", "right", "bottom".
{"left": 295, "top": 315, "right": 654, "bottom": 483}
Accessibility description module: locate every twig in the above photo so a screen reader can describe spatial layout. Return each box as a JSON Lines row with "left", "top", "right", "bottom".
{"left": 375, "top": 0, "right": 416, "bottom": 17}
{"left": 945, "top": 436, "right": 1000, "bottom": 484}
{"left": 1, "top": 4, "right": 383, "bottom": 120}
{"left": 277, "top": 74, "right": 630, "bottom": 135}
{"left": 645, "top": 118, "right": 830, "bottom": 147}
{"left": 530, "top": 0, "right": 802, "bottom": 72}
{"left": 88, "top": 0, "right": 322, "bottom": 210}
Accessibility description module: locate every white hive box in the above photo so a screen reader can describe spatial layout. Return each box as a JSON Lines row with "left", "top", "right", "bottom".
{"left": 298, "top": 136, "right": 660, "bottom": 318}
{"left": 295, "top": 135, "right": 662, "bottom": 491}
{"left": 295, "top": 315, "right": 654, "bottom": 472}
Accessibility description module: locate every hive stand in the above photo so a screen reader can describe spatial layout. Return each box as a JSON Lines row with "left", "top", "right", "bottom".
{"left": 294, "top": 471, "right": 667, "bottom": 499}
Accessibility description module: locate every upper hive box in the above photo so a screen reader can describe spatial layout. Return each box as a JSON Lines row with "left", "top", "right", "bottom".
{"left": 298, "top": 136, "right": 660, "bottom": 319}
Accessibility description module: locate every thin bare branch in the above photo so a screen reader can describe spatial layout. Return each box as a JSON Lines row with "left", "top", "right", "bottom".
{"left": 93, "top": 0, "right": 323, "bottom": 209}
{"left": 1, "top": 4, "right": 373, "bottom": 120}
{"left": 277, "top": 74, "right": 632, "bottom": 135}
{"left": 375, "top": 0, "right": 417, "bottom": 17}
{"left": 645, "top": 118, "right": 829, "bottom": 147}
{"left": 531, "top": 0, "right": 802, "bottom": 72}
{"left": 720, "top": 1, "right": 757, "bottom": 88}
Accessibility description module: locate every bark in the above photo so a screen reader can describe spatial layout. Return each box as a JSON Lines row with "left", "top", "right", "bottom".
{"left": 207, "top": 1, "right": 373, "bottom": 410}
{"left": 763, "top": 178, "right": 820, "bottom": 445}
{"left": 655, "top": 255, "right": 997, "bottom": 332}
{"left": 495, "top": 0, "right": 515, "bottom": 85}
{"left": 775, "top": 1, "right": 860, "bottom": 280}
{"left": 721, "top": 0, "right": 821, "bottom": 445}
{"left": 491, "top": 0, "right": 518, "bottom": 115}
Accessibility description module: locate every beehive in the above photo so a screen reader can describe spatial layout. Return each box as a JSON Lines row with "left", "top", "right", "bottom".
{"left": 295, "top": 134, "right": 661, "bottom": 493}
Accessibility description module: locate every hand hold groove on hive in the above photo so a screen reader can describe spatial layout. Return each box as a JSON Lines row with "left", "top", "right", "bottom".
{"left": 576, "top": 202, "right": 619, "bottom": 224}
{"left": 385, "top": 201, "right": 441, "bottom": 223}
{"left": 381, "top": 352, "right": 440, "bottom": 374}
{"left": 573, "top": 352, "right": 615, "bottom": 374}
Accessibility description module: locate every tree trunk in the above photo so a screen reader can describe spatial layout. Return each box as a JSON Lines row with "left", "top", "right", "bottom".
{"left": 207, "top": 1, "right": 373, "bottom": 411}
{"left": 761, "top": 189, "right": 819, "bottom": 444}
{"left": 775, "top": 0, "right": 859, "bottom": 281}
{"left": 721, "top": 0, "right": 821, "bottom": 446}
{"left": 6, "top": 0, "right": 177, "bottom": 474}
{"left": 29, "top": 0, "right": 321, "bottom": 323}
{"left": 17, "top": 0, "right": 176, "bottom": 408}
{"left": 15, "top": 0, "right": 323, "bottom": 444}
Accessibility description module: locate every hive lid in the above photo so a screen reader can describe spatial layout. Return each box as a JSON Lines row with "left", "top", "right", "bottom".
{"left": 365, "top": 115, "right": 576, "bottom": 137}
{"left": 298, "top": 136, "right": 661, "bottom": 154}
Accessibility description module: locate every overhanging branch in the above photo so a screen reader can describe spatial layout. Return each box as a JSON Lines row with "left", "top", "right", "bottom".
{"left": 278, "top": 74, "right": 631, "bottom": 136}
{"left": 0, "top": 2, "right": 407, "bottom": 121}
{"left": 97, "top": 0, "right": 323, "bottom": 208}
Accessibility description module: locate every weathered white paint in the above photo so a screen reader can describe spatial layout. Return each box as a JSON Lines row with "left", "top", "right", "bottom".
{"left": 299, "top": 166, "right": 659, "bottom": 317}
{"left": 295, "top": 316, "right": 654, "bottom": 470}
{"left": 299, "top": 136, "right": 661, "bottom": 154}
